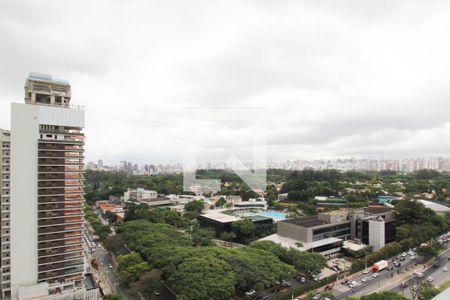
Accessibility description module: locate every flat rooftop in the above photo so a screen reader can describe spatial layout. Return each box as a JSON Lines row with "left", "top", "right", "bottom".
{"left": 282, "top": 216, "right": 329, "bottom": 228}
{"left": 419, "top": 200, "right": 450, "bottom": 213}
{"left": 363, "top": 207, "right": 393, "bottom": 214}
{"left": 199, "top": 212, "right": 241, "bottom": 223}
{"left": 259, "top": 234, "right": 342, "bottom": 251}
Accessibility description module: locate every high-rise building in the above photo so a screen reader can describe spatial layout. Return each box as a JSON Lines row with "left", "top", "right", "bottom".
{"left": 0, "top": 73, "right": 98, "bottom": 299}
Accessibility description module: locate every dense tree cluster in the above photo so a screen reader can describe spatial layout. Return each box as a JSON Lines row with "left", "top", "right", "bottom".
{"left": 250, "top": 241, "right": 327, "bottom": 275}
{"left": 84, "top": 204, "right": 111, "bottom": 240}
{"left": 116, "top": 220, "right": 302, "bottom": 300}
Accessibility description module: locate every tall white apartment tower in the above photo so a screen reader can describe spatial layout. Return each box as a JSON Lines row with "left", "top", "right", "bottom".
{"left": 0, "top": 73, "right": 95, "bottom": 299}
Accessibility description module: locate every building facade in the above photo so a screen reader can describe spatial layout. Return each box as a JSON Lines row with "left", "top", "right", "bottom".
{"left": 0, "top": 73, "right": 93, "bottom": 299}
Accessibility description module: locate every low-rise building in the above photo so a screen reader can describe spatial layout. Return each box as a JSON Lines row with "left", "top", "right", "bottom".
{"left": 124, "top": 188, "right": 157, "bottom": 202}
{"left": 348, "top": 207, "right": 397, "bottom": 251}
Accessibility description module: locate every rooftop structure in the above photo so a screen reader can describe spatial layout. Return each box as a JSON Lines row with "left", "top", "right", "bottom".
{"left": 418, "top": 200, "right": 450, "bottom": 214}
{"left": 0, "top": 74, "right": 91, "bottom": 299}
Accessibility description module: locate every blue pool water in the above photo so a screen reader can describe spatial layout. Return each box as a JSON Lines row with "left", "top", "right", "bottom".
{"left": 243, "top": 210, "right": 287, "bottom": 222}
{"left": 261, "top": 211, "right": 287, "bottom": 221}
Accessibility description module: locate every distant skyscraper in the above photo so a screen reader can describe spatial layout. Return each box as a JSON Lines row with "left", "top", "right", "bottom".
{"left": 0, "top": 73, "right": 98, "bottom": 299}
{"left": 97, "top": 159, "right": 103, "bottom": 169}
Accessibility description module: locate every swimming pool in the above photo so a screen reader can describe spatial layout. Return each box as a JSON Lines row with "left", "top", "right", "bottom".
{"left": 243, "top": 210, "right": 287, "bottom": 222}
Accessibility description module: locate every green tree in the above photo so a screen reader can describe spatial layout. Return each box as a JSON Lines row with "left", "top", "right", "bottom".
{"left": 361, "top": 291, "right": 408, "bottom": 300}
{"left": 232, "top": 219, "right": 255, "bottom": 243}
{"left": 167, "top": 256, "right": 236, "bottom": 300}
{"left": 184, "top": 200, "right": 204, "bottom": 214}
{"left": 103, "top": 294, "right": 121, "bottom": 300}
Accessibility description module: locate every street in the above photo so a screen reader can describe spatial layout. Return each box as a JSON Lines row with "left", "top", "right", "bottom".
{"left": 332, "top": 247, "right": 450, "bottom": 300}
{"left": 85, "top": 222, "right": 134, "bottom": 300}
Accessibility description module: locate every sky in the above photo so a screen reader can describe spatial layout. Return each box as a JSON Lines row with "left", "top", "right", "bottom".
{"left": 1, "top": 0, "right": 450, "bottom": 165}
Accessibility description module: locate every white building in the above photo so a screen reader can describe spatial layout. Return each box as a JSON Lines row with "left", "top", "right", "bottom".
{"left": 368, "top": 218, "right": 385, "bottom": 251}
{"left": 124, "top": 188, "right": 158, "bottom": 202}
{"left": 0, "top": 73, "right": 98, "bottom": 299}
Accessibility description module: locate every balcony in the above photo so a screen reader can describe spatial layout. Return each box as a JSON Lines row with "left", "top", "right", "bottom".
{"left": 38, "top": 231, "right": 82, "bottom": 241}
{"left": 38, "top": 158, "right": 84, "bottom": 166}
{"left": 38, "top": 266, "right": 84, "bottom": 281}
{"left": 38, "top": 224, "right": 83, "bottom": 235}
{"left": 38, "top": 209, "right": 83, "bottom": 219}
{"left": 39, "top": 202, "right": 83, "bottom": 211}
{"left": 38, "top": 216, "right": 83, "bottom": 227}
{"left": 38, "top": 259, "right": 84, "bottom": 273}
{"left": 38, "top": 238, "right": 83, "bottom": 250}
{"left": 38, "top": 180, "right": 82, "bottom": 188}
{"left": 38, "top": 188, "right": 65, "bottom": 196}
{"left": 38, "top": 143, "right": 84, "bottom": 152}
{"left": 39, "top": 245, "right": 83, "bottom": 258}
{"left": 38, "top": 252, "right": 83, "bottom": 265}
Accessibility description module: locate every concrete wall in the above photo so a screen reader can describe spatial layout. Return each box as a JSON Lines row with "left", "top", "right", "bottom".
{"left": 10, "top": 103, "right": 40, "bottom": 298}
{"left": 369, "top": 219, "right": 385, "bottom": 251}
{"left": 277, "top": 222, "right": 311, "bottom": 243}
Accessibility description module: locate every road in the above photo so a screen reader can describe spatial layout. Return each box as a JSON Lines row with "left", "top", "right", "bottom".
{"left": 391, "top": 248, "right": 450, "bottom": 299}
{"left": 332, "top": 246, "right": 450, "bottom": 300}
{"left": 85, "top": 222, "right": 134, "bottom": 300}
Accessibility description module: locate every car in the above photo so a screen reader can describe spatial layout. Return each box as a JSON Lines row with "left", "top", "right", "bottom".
{"left": 400, "top": 282, "right": 409, "bottom": 288}
{"left": 427, "top": 276, "right": 434, "bottom": 282}
{"left": 245, "top": 289, "right": 256, "bottom": 297}
{"left": 108, "top": 264, "right": 113, "bottom": 269}
{"left": 399, "top": 256, "right": 405, "bottom": 261}
{"left": 312, "top": 295, "right": 321, "bottom": 300}
{"left": 372, "top": 273, "right": 379, "bottom": 278}
{"left": 410, "top": 255, "right": 416, "bottom": 260}
{"left": 414, "top": 270, "right": 424, "bottom": 278}
{"left": 448, "top": 257, "right": 450, "bottom": 261}
{"left": 363, "top": 269, "right": 370, "bottom": 274}
{"left": 401, "top": 252, "right": 407, "bottom": 257}
{"left": 394, "top": 261, "right": 401, "bottom": 267}
{"left": 433, "top": 262, "right": 440, "bottom": 268}
{"left": 362, "top": 277, "right": 369, "bottom": 282}
{"left": 281, "top": 280, "right": 291, "bottom": 287}
{"left": 443, "top": 267, "right": 448, "bottom": 272}
{"left": 412, "top": 285, "right": 419, "bottom": 291}
{"left": 341, "top": 279, "right": 349, "bottom": 285}
{"left": 348, "top": 281, "right": 357, "bottom": 288}
{"left": 153, "top": 291, "right": 161, "bottom": 296}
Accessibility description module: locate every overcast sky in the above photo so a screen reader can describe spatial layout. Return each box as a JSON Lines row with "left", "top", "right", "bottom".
{"left": 1, "top": 0, "right": 450, "bottom": 165}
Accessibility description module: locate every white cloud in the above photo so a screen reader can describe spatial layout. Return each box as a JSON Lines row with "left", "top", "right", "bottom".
{"left": 0, "top": 0, "right": 449, "bottom": 164}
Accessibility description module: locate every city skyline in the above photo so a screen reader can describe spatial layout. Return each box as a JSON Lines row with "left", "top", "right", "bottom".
{"left": 1, "top": 1, "right": 450, "bottom": 164}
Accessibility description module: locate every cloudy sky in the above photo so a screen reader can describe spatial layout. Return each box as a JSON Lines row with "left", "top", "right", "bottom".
{"left": 1, "top": 0, "right": 450, "bottom": 165}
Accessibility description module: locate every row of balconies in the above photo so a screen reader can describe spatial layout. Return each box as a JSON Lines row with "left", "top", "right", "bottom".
{"left": 38, "top": 231, "right": 82, "bottom": 242}
{"left": 38, "top": 143, "right": 84, "bottom": 152}
{"left": 38, "top": 244, "right": 83, "bottom": 258}
{"left": 38, "top": 238, "right": 83, "bottom": 250}
{"left": 38, "top": 216, "right": 83, "bottom": 227}
{"left": 38, "top": 180, "right": 82, "bottom": 188}
{"left": 38, "top": 202, "right": 83, "bottom": 212}
{"left": 38, "top": 166, "right": 84, "bottom": 173}
{"left": 38, "top": 173, "right": 84, "bottom": 180}
{"left": 38, "top": 158, "right": 83, "bottom": 165}
{"left": 38, "top": 266, "right": 84, "bottom": 282}
{"left": 38, "top": 224, "right": 83, "bottom": 235}
{"left": 38, "top": 187, "right": 83, "bottom": 196}
{"left": 38, "top": 196, "right": 83, "bottom": 204}
{"left": 38, "top": 210, "right": 83, "bottom": 220}
{"left": 38, "top": 259, "right": 84, "bottom": 273}
{"left": 38, "top": 251, "right": 83, "bottom": 265}
{"left": 38, "top": 151, "right": 84, "bottom": 159}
